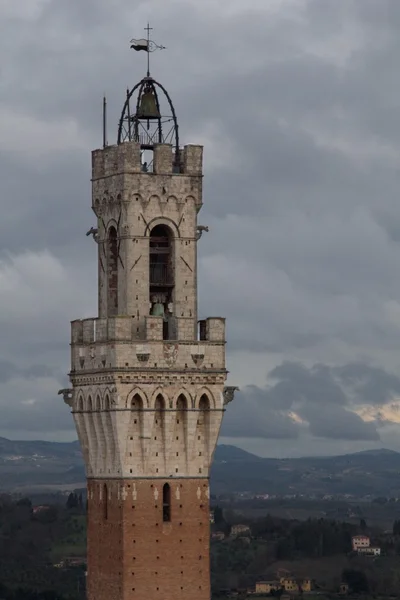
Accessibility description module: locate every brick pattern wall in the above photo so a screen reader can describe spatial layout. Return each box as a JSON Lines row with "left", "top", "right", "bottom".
{"left": 87, "top": 478, "right": 211, "bottom": 600}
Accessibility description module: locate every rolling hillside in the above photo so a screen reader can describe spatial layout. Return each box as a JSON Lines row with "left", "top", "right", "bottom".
{"left": 0, "top": 437, "right": 399, "bottom": 496}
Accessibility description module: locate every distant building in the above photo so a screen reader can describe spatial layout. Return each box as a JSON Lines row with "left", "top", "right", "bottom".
{"left": 339, "top": 582, "right": 349, "bottom": 595}
{"left": 351, "top": 535, "right": 380, "bottom": 556}
{"left": 231, "top": 524, "right": 251, "bottom": 537}
{"left": 32, "top": 505, "right": 50, "bottom": 514}
{"left": 352, "top": 535, "right": 370, "bottom": 551}
{"left": 211, "top": 531, "right": 225, "bottom": 541}
{"left": 253, "top": 577, "right": 312, "bottom": 595}
{"left": 255, "top": 581, "right": 279, "bottom": 594}
{"left": 280, "top": 577, "right": 312, "bottom": 593}
{"left": 358, "top": 546, "right": 381, "bottom": 556}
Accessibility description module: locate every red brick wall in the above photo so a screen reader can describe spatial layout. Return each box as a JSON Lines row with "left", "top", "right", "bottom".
{"left": 87, "top": 478, "right": 211, "bottom": 600}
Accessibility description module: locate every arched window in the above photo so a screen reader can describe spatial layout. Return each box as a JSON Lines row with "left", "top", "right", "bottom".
{"left": 155, "top": 394, "right": 165, "bottom": 412}
{"left": 107, "top": 226, "right": 118, "bottom": 316}
{"left": 176, "top": 395, "right": 188, "bottom": 411}
{"left": 149, "top": 224, "right": 174, "bottom": 340}
{"left": 103, "top": 483, "right": 108, "bottom": 520}
{"left": 162, "top": 483, "right": 171, "bottom": 522}
{"left": 199, "top": 395, "right": 210, "bottom": 411}
{"left": 131, "top": 394, "right": 144, "bottom": 410}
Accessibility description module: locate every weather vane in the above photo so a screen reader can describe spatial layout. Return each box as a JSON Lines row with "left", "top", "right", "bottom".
{"left": 130, "top": 23, "right": 166, "bottom": 77}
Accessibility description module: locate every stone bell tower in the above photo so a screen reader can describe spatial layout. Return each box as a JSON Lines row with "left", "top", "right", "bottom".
{"left": 60, "top": 58, "right": 238, "bottom": 600}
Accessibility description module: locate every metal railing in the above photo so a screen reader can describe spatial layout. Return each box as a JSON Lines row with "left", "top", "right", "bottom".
{"left": 150, "top": 263, "right": 172, "bottom": 285}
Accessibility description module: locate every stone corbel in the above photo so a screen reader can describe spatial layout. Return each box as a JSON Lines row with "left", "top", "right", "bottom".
{"left": 58, "top": 388, "right": 74, "bottom": 408}
{"left": 223, "top": 386, "right": 239, "bottom": 406}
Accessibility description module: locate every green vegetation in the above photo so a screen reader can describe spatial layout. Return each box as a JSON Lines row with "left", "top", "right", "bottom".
{"left": 1, "top": 493, "right": 400, "bottom": 598}
{"left": 210, "top": 507, "right": 400, "bottom": 597}
{"left": 0, "top": 494, "right": 86, "bottom": 600}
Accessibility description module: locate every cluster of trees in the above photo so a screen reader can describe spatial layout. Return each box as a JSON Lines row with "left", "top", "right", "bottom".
{"left": 65, "top": 493, "right": 84, "bottom": 512}
{"left": 392, "top": 519, "right": 400, "bottom": 535}
{"left": 0, "top": 495, "right": 85, "bottom": 600}
{"left": 0, "top": 583, "right": 72, "bottom": 600}
{"left": 210, "top": 509, "right": 400, "bottom": 595}
{"left": 212, "top": 509, "right": 357, "bottom": 559}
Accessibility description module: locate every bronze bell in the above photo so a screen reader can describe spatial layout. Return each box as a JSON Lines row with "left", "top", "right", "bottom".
{"left": 137, "top": 89, "right": 160, "bottom": 119}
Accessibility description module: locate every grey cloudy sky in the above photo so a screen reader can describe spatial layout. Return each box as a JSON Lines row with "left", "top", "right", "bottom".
{"left": 2, "top": 0, "right": 400, "bottom": 457}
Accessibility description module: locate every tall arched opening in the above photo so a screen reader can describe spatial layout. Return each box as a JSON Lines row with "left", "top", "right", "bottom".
{"left": 107, "top": 226, "right": 118, "bottom": 316}
{"left": 149, "top": 224, "right": 174, "bottom": 339}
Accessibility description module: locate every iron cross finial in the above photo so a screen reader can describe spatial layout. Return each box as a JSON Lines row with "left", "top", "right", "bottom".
{"left": 130, "top": 24, "right": 166, "bottom": 78}
{"left": 145, "top": 23, "right": 153, "bottom": 76}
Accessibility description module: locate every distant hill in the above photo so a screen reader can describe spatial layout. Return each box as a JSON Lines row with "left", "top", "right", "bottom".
{"left": 211, "top": 445, "right": 400, "bottom": 496}
{"left": 0, "top": 437, "right": 85, "bottom": 492}
{"left": 0, "top": 437, "right": 400, "bottom": 497}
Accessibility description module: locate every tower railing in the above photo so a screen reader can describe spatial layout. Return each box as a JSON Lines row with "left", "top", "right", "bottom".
{"left": 150, "top": 263, "right": 172, "bottom": 285}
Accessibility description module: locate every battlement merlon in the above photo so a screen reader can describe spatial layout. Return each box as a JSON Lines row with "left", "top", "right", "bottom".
{"left": 91, "top": 142, "right": 203, "bottom": 179}
{"left": 71, "top": 316, "right": 225, "bottom": 344}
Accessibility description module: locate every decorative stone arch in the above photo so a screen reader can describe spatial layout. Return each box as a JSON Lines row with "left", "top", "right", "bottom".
{"left": 172, "top": 389, "right": 193, "bottom": 410}
{"left": 75, "top": 389, "right": 85, "bottom": 411}
{"left": 184, "top": 194, "right": 196, "bottom": 205}
{"left": 195, "top": 388, "right": 215, "bottom": 410}
{"left": 94, "top": 390, "right": 103, "bottom": 411}
{"left": 87, "top": 395, "right": 94, "bottom": 411}
{"left": 144, "top": 216, "right": 180, "bottom": 238}
{"left": 199, "top": 395, "right": 210, "bottom": 411}
{"left": 150, "top": 387, "right": 169, "bottom": 409}
{"left": 130, "top": 191, "right": 143, "bottom": 203}
{"left": 154, "top": 393, "right": 166, "bottom": 412}
{"left": 103, "top": 387, "right": 115, "bottom": 408}
{"left": 126, "top": 388, "right": 148, "bottom": 409}
{"left": 176, "top": 394, "right": 189, "bottom": 411}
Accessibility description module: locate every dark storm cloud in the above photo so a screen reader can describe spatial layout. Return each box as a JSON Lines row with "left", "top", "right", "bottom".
{"left": 221, "top": 386, "right": 300, "bottom": 440}
{"left": 303, "top": 404, "right": 379, "bottom": 441}
{"left": 0, "top": 360, "right": 59, "bottom": 384}
{"left": 221, "top": 362, "right": 397, "bottom": 443}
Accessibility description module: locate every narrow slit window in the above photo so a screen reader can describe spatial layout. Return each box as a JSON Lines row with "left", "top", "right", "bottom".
{"left": 103, "top": 483, "right": 108, "bottom": 520}
{"left": 162, "top": 483, "right": 171, "bottom": 522}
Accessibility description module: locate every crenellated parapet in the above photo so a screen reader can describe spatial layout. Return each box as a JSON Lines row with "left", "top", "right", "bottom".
{"left": 92, "top": 142, "right": 203, "bottom": 179}
{"left": 70, "top": 316, "right": 226, "bottom": 374}
{"left": 71, "top": 316, "right": 225, "bottom": 344}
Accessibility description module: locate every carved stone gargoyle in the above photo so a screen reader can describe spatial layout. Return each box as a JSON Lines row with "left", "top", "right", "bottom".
{"left": 223, "top": 386, "right": 239, "bottom": 406}
{"left": 58, "top": 388, "right": 73, "bottom": 407}
{"left": 196, "top": 225, "right": 209, "bottom": 241}
{"left": 86, "top": 227, "right": 99, "bottom": 242}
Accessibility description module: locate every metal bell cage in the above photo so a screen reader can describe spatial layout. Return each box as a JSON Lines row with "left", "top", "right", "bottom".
{"left": 117, "top": 77, "right": 181, "bottom": 172}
